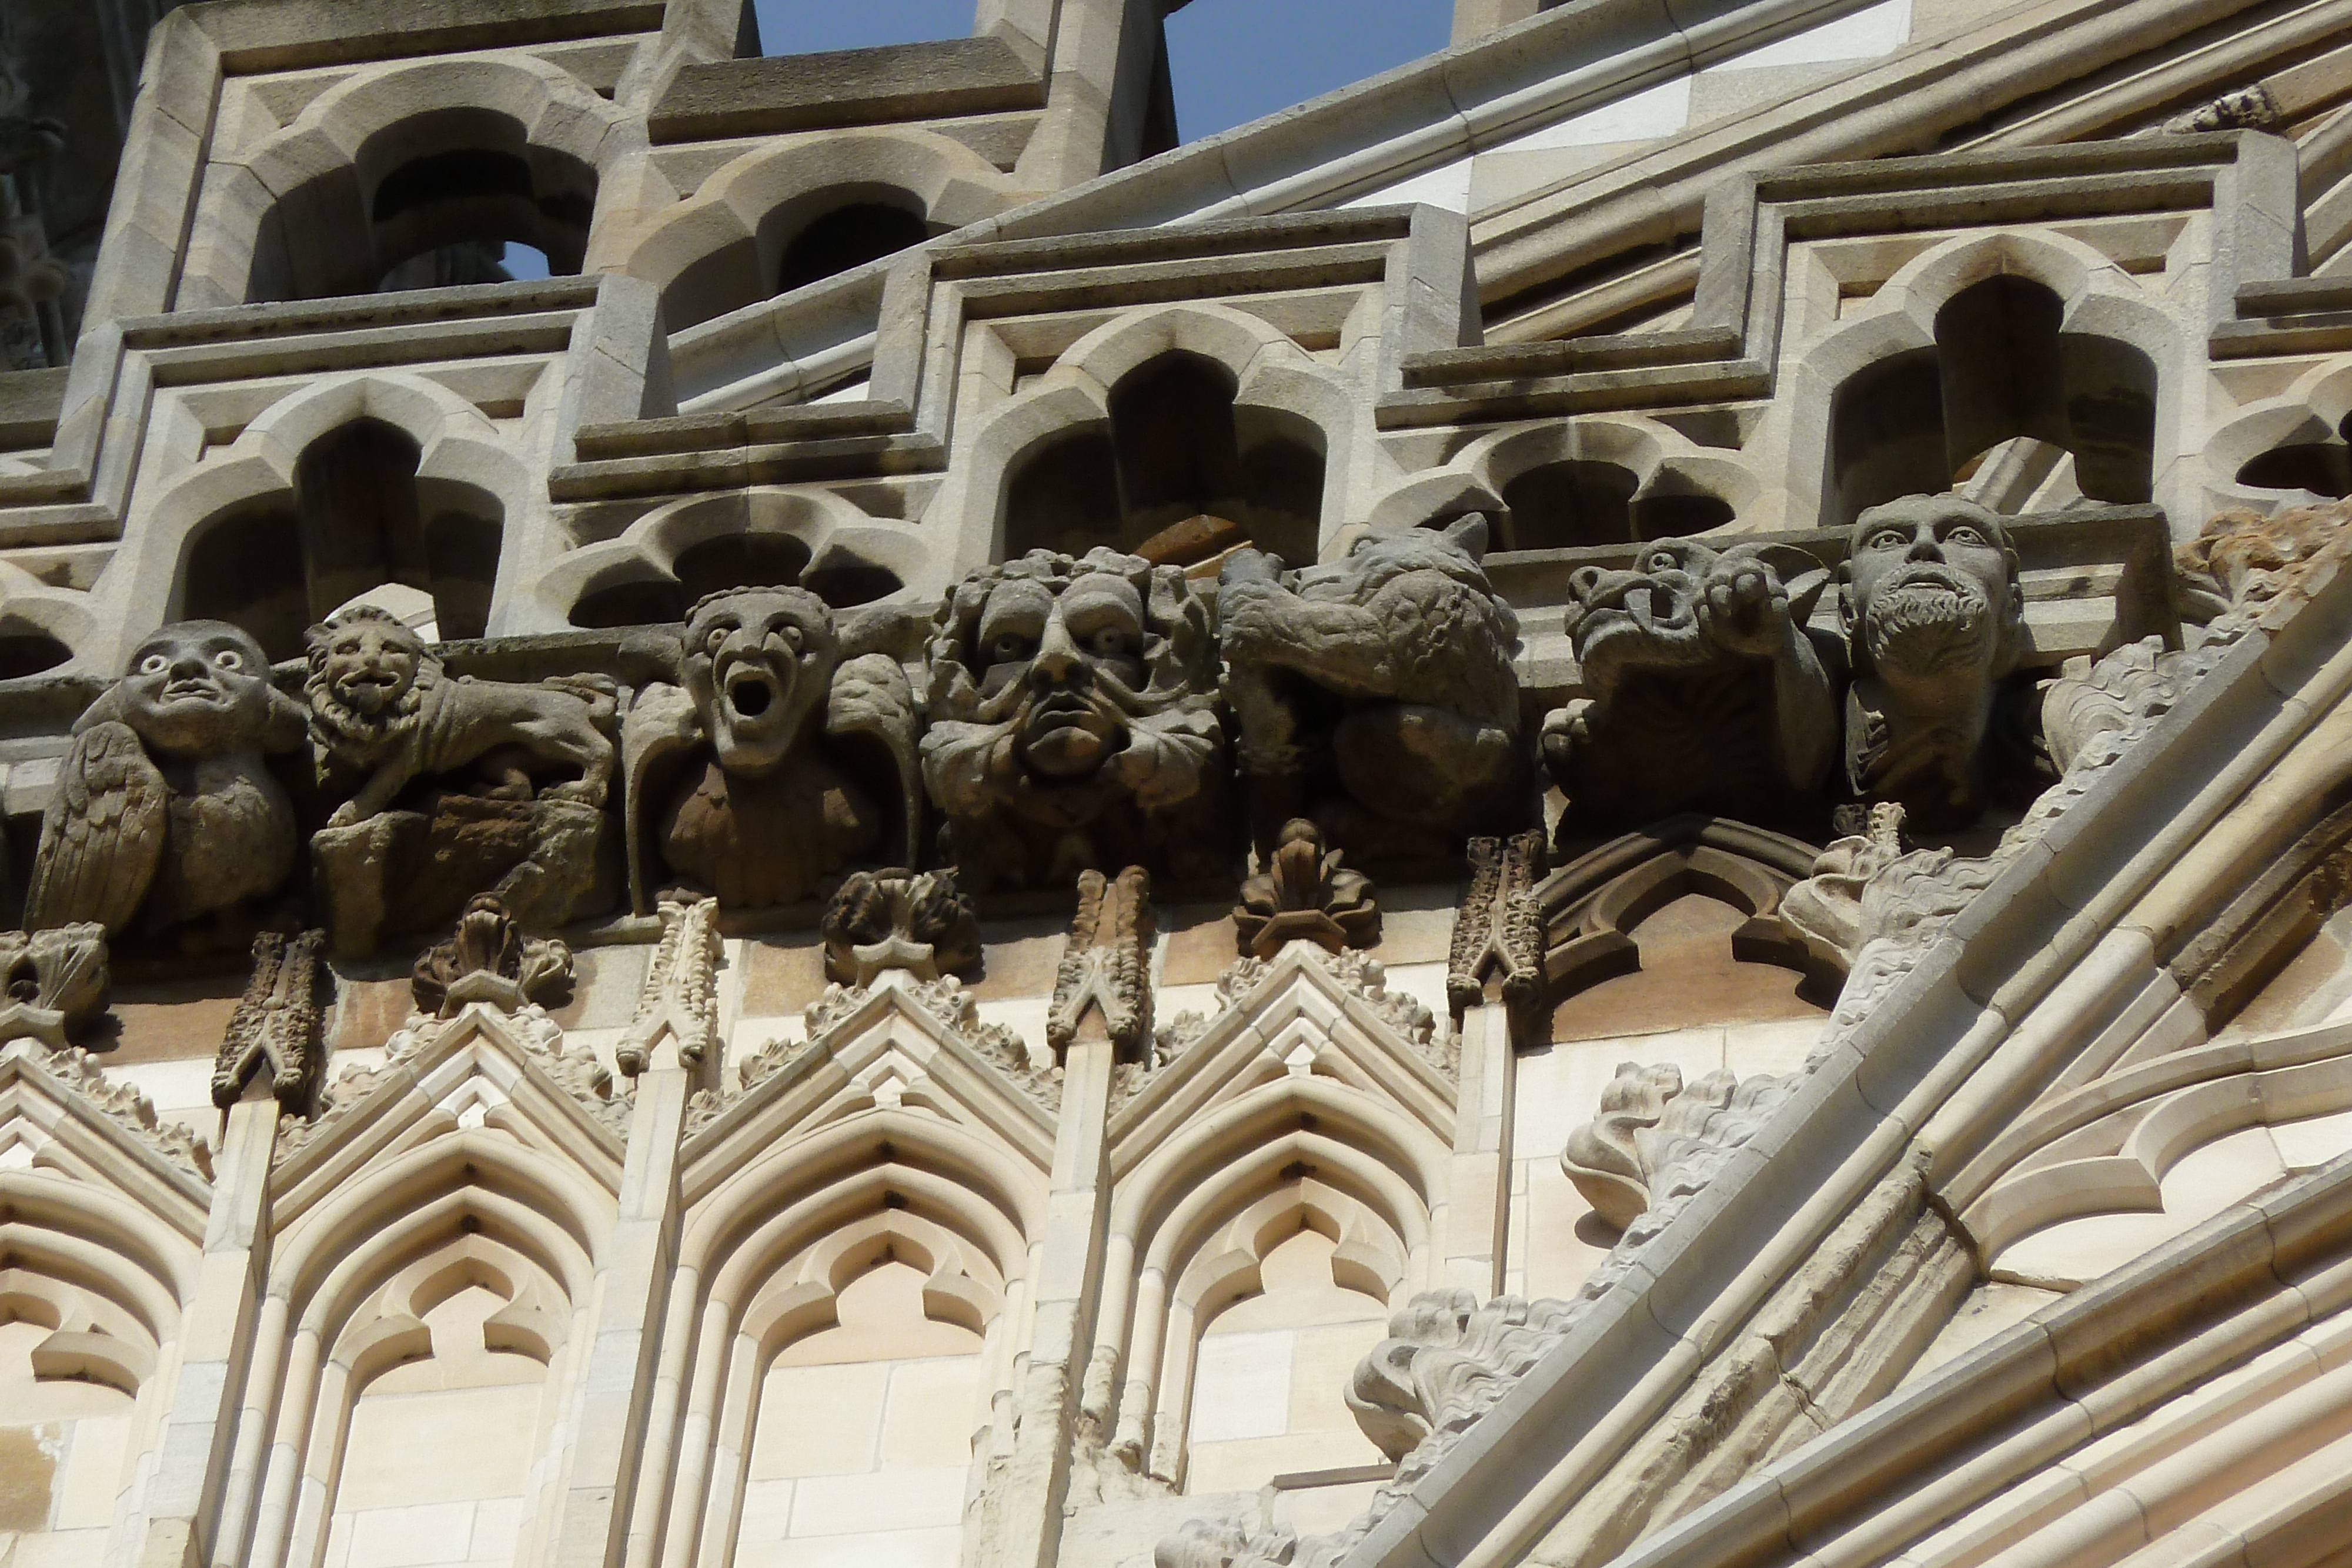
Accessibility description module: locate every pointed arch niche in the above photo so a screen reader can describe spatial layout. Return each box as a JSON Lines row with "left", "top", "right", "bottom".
{"left": 660, "top": 1112, "right": 1040, "bottom": 1568}
{"left": 0, "top": 1175, "right": 191, "bottom": 1568}
{"left": 230, "top": 1135, "right": 610, "bottom": 1568}
{"left": 1508, "top": 818, "right": 1832, "bottom": 1300}
{"left": 1090, "top": 1075, "right": 1444, "bottom": 1506}
{"left": 133, "top": 376, "right": 529, "bottom": 665}
{"left": 1801, "top": 233, "right": 2177, "bottom": 531}
{"left": 947, "top": 305, "right": 1358, "bottom": 573}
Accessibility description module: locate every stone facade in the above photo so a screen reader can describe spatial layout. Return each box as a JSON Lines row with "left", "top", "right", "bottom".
{"left": 7, "top": 6, "right": 2352, "bottom": 1568}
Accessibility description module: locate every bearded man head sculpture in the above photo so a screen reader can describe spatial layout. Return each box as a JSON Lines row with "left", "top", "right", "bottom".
{"left": 1840, "top": 494, "right": 2027, "bottom": 831}
{"left": 921, "top": 549, "right": 1227, "bottom": 891}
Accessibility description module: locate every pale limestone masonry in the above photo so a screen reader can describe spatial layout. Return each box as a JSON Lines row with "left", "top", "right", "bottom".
{"left": 13, "top": 6, "right": 2352, "bottom": 1568}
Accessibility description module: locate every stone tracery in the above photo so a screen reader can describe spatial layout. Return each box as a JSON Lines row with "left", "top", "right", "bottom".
{"left": 4, "top": 9, "right": 2350, "bottom": 1568}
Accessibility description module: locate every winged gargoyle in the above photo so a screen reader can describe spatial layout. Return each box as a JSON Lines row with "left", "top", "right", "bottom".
{"left": 25, "top": 620, "right": 308, "bottom": 948}
{"left": 623, "top": 586, "right": 920, "bottom": 912}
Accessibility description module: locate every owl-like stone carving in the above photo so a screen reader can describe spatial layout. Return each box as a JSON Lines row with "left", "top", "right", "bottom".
{"left": 26, "top": 621, "right": 307, "bottom": 946}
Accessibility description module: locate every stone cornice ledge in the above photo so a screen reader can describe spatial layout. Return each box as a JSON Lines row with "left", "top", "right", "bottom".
{"left": 1325, "top": 556, "right": 2352, "bottom": 1568}
{"left": 1605, "top": 1148, "right": 2352, "bottom": 1568}
{"left": 664, "top": 0, "right": 1911, "bottom": 406}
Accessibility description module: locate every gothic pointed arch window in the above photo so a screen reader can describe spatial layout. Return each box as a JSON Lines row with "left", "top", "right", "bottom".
{"left": 247, "top": 107, "right": 596, "bottom": 303}
{"left": 178, "top": 417, "right": 503, "bottom": 658}
{"left": 1003, "top": 350, "right": 1325, "bottom": 567}
{"left": 1827, "top": 274, "right": 2157, "bottom": 529}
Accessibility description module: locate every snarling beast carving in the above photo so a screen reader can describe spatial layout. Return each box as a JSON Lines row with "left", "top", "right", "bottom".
{"left": 305, "top": 607, "right": 619, "bottom": 954}
{"left": 1218, "top": 515, "right": 1528, "bottom": 862}
{"left": 1545, "top": 537, "right": 1839, "bottom": 828}
{"left": 622, "top": 587, "right": 918, "bottom": 912}
{"left": 921, "top": 549, "right": 1225, "bottom": 891}
{"left": 1840, "top": 494, "right": 2026, "bottom": 830}
{"left": 27, "top": 620, "right": 307, "bottom": 948}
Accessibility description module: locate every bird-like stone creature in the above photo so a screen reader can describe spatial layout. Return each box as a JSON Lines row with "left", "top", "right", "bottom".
{"left": 25, "top": 621, "right": 307, "bottom": 947}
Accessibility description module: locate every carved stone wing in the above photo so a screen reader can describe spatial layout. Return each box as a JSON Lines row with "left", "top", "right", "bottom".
{"left": 620, "top": 683, "right": 703, "bottom": 916}
{"left": 24, "top": 721, "right": 168, "bottom": 936}
{"left": 826, "top": 653, "right": 923, "bottom": 868}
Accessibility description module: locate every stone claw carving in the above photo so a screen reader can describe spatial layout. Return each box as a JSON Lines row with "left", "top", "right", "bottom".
{"left": 0, "top": 924, "right": 109, "bottom": 1048}
{"left": 623, "top": 587, "right": 920, "bottom": 912}
{"left": 26, "top": 621, "right": 306, "bottom": 948}
{"left": 212, "top": 928, "right": 326, "bottom": 1115}
{"left": 410, "top": 894, "right": 577, "bottom": 1019}
{"left": 306, "top": 607, "right": 619, "bottom": 953}
{"left": 1217, "top": 515, "right": 1528, "bottom": 862}
{"left": 1549, "top": 537, "right": 1839, "bottom": 829}
{"left": 1839, "top": 494, "right": 2026, "bottom": 831}
{"left": 1049, "top": 866, "right": 1155, "bottom": 1064}
{"left": 821, "top": 868, "right": 980, "bottom": 985}
{"left": 922, "top": 549, "right": 1226, "bottom": 891}
{"left": 1233, "top": 818, "right": 1379, "bottom": 958}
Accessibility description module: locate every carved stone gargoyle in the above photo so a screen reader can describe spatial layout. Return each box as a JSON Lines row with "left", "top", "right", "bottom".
{"left": 821, "top": 868, "right": 980, "bottom": 986}
{"left": 410, "top": 894, "right": 576, "bottom": 1019}
{"left": 1234, "top": 818, "right": 1378, "bottom": 958}
{"left": 1545, "top": 537, "right": 1839, "bottom": 831}
{"left": 1839, "top": 494, "right": 2027, "bottom": 831}
{"left": 1218, "top": 515, "right": 1528, "bottom": 862}
{"left": 0, "top": 924, "right": 109, "bottom": 1048}
{"left": 923, "top": 550, "right": 1226, "bottom": 891}
{"left": 212, "top": 928, "right": 326, "bottom": 1115}
{"left": 623, "top": 587, "right": 921, "bottom": 913}
{"left": 304, "top": 607, "right": 619, "bottom": 955}
{"left": 26, "top": 621, "right": 308, "bottom": 950}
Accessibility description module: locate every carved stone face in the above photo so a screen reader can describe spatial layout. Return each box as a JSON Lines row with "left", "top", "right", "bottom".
{"left": 312, "top": 616, "right": 422, "bottom": 718}
{"left": 119, "top": 620, "right": 280, "bottom": 754}
{"left": 680, "top": 587, "right": 837, "bottom": 778}
{"left": 1565, "top": 539, "right": 1722, "bottom": 681}
{"left": 921, "top": 549, "right": 1223, "bottom": 888}
{"left": 971, "top": 570, "right": 1148, "bottom": 779}
{"left": 1845, "top": 495, "right": 2022, "bottom": 690}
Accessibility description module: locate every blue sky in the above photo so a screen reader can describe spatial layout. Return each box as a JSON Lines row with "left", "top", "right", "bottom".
{"left": 749, "top": 0, "right": 1450, "bottom": 143}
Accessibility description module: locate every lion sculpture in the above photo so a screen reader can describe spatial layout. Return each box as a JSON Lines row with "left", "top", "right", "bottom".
{"left": 306, "top": 606, "right": 616, "bottom": 827}
{"left": 305, "top": 606, "right": 618, "bottom": 952}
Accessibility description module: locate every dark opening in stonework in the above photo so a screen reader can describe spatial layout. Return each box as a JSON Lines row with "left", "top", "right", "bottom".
{"left": 179, "top": 419, "right": 503, "bottom": 657}
{"left": 0, "top": 629, "right": 72, "bottom": 681}
{"left": 567, "top": 536, "right": 905, "bottom": 630}
{"left": 246, "top": 108, "right": 596, "bottom": 302}
{"left": 2236, "top": 414, "right": 2352, "bottom": 497}
{"left": 778, "top": 202, "right": 933, "bottom": 293}
{"left": 1001, "top": 350, "right": 1324, "bottom": 566}
{"left": 1826, "top": 275, "right": 2154, "bottom": 529}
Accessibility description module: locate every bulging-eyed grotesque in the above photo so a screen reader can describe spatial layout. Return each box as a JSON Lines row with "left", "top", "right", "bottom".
{"left": 1546, "top": 536, "right": 1839, "bottom": 830}
{"left": 26, "top": 620, "right": 307, "bottom": 945}
{"left": 922, "top": 549, "right": 1225, "bottom": 890}
{"left": 1840, "top": 494, "right": 2026, "bottom": 829}
{"left": 1218, "top": 515, "right": 1529, "bottom": 862}
{"left": 623, "top": 586, "right": 919, "bottom": 912}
